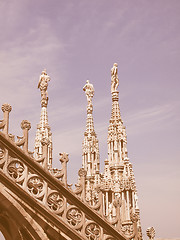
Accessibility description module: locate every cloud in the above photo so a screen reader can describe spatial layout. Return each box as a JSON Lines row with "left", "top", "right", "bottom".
{"left": 125, "top": 101, "right": 180, "bottom": 135}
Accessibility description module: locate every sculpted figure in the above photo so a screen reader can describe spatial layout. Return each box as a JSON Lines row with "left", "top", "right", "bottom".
{"left": 134, "top": 193, "right": 139, "bottom": 209}
{"left": 111, "top": 63, "right": 119, "bottom": 93}
{"left": 38, "top": 69, "right": 51, "bottom": 100}
{"left": 83, "top": 80, "right": 94, "bottom": 105}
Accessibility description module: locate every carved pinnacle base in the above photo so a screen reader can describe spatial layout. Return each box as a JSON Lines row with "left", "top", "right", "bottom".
{"left": 41, "top": 98, "right": 48, "bottom": 107}
{"left": 112, "top": 91, "right": 119, "bottom": 101}
{"left": 87, "top": 104, "right": 93, "bottom": 114}
{"left": 110, "top": 164, "right": 124, "bottom": 172}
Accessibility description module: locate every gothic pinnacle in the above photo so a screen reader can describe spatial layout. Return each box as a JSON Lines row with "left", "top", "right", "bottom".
{"left": 34, "top": 69, "right": 52, "bottom": 168}
{"left": 82, "top": 80, "right": 100, "bottom": 203}
{"left": 100, "top": 64, "right": 143, "bottom": 238}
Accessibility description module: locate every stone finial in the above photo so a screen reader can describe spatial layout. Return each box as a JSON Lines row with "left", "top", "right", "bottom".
{"left": 21, "top": 120, "right": 31, "bottom": 130}
{"left": 59, "top": 152, "right": 69, "bottom": 163}
{"left": 15, "top": 120, "right": 31, "bottom": 152}
{"left": 78, "top": 168, "right": 87, "bottom": 177}
{"left": 1, "top": 103, "right": 12, "bottom": 113}
{"left": 146, "top": 227, "right": 155, "bottom": 240}
{"left": 0, "top": 103, "right": 12, "bottom": 135}
{"left": 83, "top": 80, "right": 94, "bottom": 106}
{"left": 38, "top": 69, "right": 51, "bottom": 104}
{"left": 111, "top": 63, "right": 119, "bottom": 93}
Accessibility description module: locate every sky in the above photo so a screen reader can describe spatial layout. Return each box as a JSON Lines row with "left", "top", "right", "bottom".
{"left": 0, "top": 0, "right": 180, "bottom": 238}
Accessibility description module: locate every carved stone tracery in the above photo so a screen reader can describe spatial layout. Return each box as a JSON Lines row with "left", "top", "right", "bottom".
{"left": 7, "top": 160, "right": 25, "bottom": 181}
{"left": 66, "top": 207, "right": 83, "bottom": 227}
{"left": 27, "top": 176, "right": 44, "bottom": 197}
{"left": 85, "top": 222, "right": 101, "bottom": 240}
{"left": 47, "top": 192, "right": 64, "bottom": 212}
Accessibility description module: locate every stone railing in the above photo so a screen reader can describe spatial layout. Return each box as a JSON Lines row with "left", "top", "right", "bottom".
{"left": 0, "top": 103, "right": 128, "bottom": 240}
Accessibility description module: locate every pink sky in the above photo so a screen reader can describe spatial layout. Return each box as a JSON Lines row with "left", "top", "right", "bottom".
{"left": 0, "top": 0, "right": 180, "bottom": 238}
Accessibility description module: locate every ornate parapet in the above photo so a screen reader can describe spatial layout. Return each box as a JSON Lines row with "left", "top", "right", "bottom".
{"left": 0, "top": 65, "right": 146, "bottom": 240}
{"left": 0, "top": 104, "right": 32, "bottom": 156}
{"left": 0, "top": 131, "right": 127, "bottom": 240}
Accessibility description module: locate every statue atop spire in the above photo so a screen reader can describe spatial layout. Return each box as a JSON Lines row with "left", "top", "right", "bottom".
{"left": 38, "top": 69, "right": 51, "bottom": 102}
{"left": 82, "top": 80, "right": 100, "bottom": 204}
{"left": 83, "top": 80, "right": 94, "bottom": 106}
{"left": 111, "top": 63, "right": 119, "bottom": 93}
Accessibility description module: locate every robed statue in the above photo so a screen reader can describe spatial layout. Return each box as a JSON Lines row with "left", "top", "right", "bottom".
{"left": 83, "top": 80, "right": 94, "bottom": 105}
{"left": 38, "top": 69, "right": 51, "bottom": 100}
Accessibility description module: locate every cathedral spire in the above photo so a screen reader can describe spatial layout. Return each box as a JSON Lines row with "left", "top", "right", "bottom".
{"left": 82, "top": 80, "right": 100, "bottom": 203}
{"left": 110, "top": 63, "right": 122, "bottom": 124}
{"left": 100, "top": 63, "right": 142, "bottom": 238}
{"left": 108, "top": 63, "right": 127, "bottom": 167}
{"left": 34, "top": 69, "right": 52, "bottom": 169}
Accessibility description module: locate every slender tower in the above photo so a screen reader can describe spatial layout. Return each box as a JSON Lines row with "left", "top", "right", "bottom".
{"left": 34, "top": 69, "right": 53, "bottom": 169}
{"left": 101, "top": 63, "right": 142, "bottom": 239}
{"left": 82, "top": 80, "right": 100, "bottom": 204}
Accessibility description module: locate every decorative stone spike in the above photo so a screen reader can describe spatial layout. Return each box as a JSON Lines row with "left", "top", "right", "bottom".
{"left": 59, "top": 152, "right": 69, "bottom": 186}
{"left": 20, "top": 120, "right": 31, "bottom": 153}
{"left": 0, "top": 103, "right": 12, "bottom": 135}
{"left": 82, "top": 80, "right": 100, "bottom": 204}
{"left": 59, "top": 152, "right": 69, "bottom": 163}
{"left": 101, "top": 63, "right": 143, "bottom": 239}
{"left": 34, "top": 70, "right": 53, "bottom": 169}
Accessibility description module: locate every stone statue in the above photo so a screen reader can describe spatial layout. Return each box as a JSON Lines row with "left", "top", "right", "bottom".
{"left": 134, "top": 193, "right": 139, "bottom": 209}
{"left": 38, "top": 69, "right": 51, "bottom": 100}
{"left": 83, "top": 80, "right": 94, "bottom": 105}
{"left": 111, "top": 63, "right": 119, "bottom": 93}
